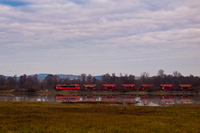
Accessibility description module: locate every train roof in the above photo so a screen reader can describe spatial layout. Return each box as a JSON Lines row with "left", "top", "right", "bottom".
{"left": 83, "top": 84, "right": 96, "bottom": 87}
{"left": 141, "top": 84, "right": 154, "bottom": 87}
{"left": 57, "top": 84, "right": 79, "bottom": 86}
{"left": 160, "top": 84, "right": 173, "bottom": 87}
{"left": 179, "top": 84, "right": 191, "bottom": 87}
{"left": 103, "top": 84, "right": 116, "bottom": 87}
{"left": 122, "top": 84, "right": 135, "bottom": 87}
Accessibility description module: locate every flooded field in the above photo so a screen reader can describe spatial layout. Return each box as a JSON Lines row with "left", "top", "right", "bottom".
{"left": 0, "top": 94, "right": 200, "bottom": 106}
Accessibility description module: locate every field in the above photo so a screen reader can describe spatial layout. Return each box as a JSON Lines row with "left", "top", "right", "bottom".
{"left": 0, "top": 102, "right": 200, "bottom": 133}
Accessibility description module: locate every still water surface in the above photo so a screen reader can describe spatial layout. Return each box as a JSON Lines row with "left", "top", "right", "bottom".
{"left": 0, "top": 94, "right": 200, "bottom": 106}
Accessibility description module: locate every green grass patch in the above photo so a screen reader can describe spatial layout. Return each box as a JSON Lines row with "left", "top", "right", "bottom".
{"left": 0, "top": 101, "right": 200, "bottom": 132}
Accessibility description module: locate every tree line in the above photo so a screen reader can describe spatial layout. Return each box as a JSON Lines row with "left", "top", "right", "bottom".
{"left": 0, "top": 69, "right": 200, "bottom": 92}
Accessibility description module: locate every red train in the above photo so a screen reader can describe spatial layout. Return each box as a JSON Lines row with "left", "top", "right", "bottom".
{"left": 56, "top": 84, "right": 192, "bottom": 91}
{"left": 56, "top": 84, "right": 80, "bottom": 90}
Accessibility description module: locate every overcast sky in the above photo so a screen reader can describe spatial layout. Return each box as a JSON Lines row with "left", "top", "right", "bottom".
{"left": 0, "top": 0, "right": 200, "bottom": 77}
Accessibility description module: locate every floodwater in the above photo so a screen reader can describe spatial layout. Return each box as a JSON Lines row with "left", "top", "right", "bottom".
{"left": 0, "top": 94, "right": 200, "bottom": 106}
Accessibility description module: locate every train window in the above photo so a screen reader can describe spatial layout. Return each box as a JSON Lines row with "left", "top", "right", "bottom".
{"left": 60, "top": 86, "right": 68, "bottom": 87}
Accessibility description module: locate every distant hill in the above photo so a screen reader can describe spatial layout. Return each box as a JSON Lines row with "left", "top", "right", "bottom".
{"left": 2, "top": 74, "right": 138, "bottom": 81}
{"left": 29, "top": 74, "right": 102, "bottom": 81}
{"left": 27, "top": 74, "right": 78, "bottom": 81}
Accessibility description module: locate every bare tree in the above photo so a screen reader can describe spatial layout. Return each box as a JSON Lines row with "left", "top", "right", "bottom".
{"left": 44, "top": 74, "right": 59, "bottom": 90}
{"left": 6, "top": 77, "right": 17, "bottom": 87}
{"left": 18, "top": 74, "right": 27, "bottom": 88}
{"left": 79, "top": 73, "right": 86, "bottom": 83}
{"left": 157, "top": 69, "right": 165, "bottom": 78}
{"left": 141, "top": 72, "right": 150, "bottom": 78}
{"left": 173, "top": 71, "right": 182, "bottom": 77}
{"left": 86, "top": 74, "right": 92, "bottom": 83}
{"left": 0, "top": 75, "right": 6, "bottom": 86}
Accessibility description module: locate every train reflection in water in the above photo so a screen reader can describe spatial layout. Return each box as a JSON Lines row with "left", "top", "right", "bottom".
{"left": 56, "top": 95, "right": 199, "bottom": 106}
{"left": 0, "top": 94, "right": 199, "bottom": 106}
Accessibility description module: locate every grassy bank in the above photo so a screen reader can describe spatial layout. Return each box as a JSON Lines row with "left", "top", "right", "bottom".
{"left": 0, "top": 102, "right": 200, "bottom": 132}
{"left": 1, "top": 89, "right": 199, "bottom": 96}
{"left": 35, "top": 90, "right": 200, "bottom": 96}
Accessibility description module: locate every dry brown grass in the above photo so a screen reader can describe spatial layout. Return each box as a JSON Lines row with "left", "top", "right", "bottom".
{"left": 0, "top": 101, "right": 199, "bottom": 132}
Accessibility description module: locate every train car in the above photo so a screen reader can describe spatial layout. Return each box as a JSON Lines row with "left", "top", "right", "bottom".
{"left": 159, "top": 84, "right": 174, "bottom": 91}
{"left": 102, "top": 84, "right": 116, "bottom": 91}
{"left": 121, "top": 84, "right": 135, "bottom": 91}
{"left": 56, "top": 84, "right": 80, "bottom": 90}
{"left": 82, "top": 84, "right": 97, "bottom": 91}
{"left": 139, "top": 84, "right": 154, "bottom": 91}
{"left": 178, "top": 84, "right": 192, "bottom": 91}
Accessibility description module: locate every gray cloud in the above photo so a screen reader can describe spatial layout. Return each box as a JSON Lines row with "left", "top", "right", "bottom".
{"left": 0, "top": 0, "right": 200, "bottom": 76}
